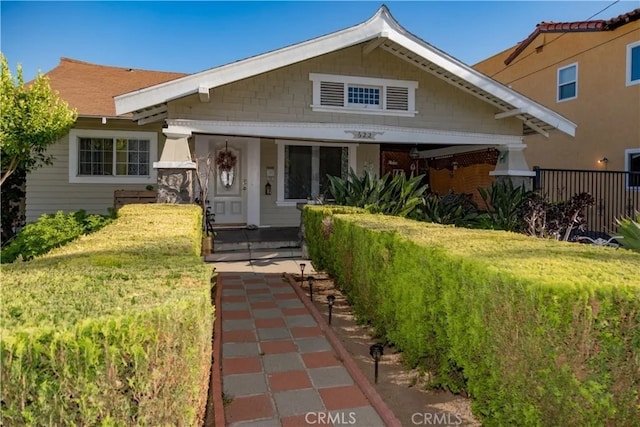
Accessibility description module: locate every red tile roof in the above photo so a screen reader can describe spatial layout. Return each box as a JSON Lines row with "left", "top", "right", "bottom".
{"left": 504, "top": 8, "right": 640, "bottom": 65}
{"left": 43, "top": 58, "right": 187, "bottom": 117}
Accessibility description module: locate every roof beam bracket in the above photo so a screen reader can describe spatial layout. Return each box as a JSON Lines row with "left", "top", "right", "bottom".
{"left": 199, "top": 85, "right": 210, "bottom": 102}
{"left": 362, "top": 32, "right": 389, "bottom": 56}
{"left": 495, "top": 108, "right": 523, "bottom": 119}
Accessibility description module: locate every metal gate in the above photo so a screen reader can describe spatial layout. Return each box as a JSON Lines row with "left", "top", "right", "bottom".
{"left": 533, "top": 168, "right": 640, "bottom": 236}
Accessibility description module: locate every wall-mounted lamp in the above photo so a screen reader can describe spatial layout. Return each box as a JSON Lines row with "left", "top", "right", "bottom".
{"left": 450, "top": 161, "right": 459, "bottom": 177}
{"left": 265, "top": 181, "right": 272, "bottom": 195}
{"left": 409, "top": 146, "right": 420, "bottom": 160}
{"left": 598, "top": 157, "right": 609, "bottom": 164}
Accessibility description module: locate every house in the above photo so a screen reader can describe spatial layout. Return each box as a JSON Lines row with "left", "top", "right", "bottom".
{"left": 26, "top": 5, "right": 576, "bottom": 227}
{"left": 473, "top": 7, "right": 639, "bottom": 233}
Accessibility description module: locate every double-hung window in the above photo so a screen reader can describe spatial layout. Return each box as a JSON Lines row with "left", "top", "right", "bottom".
{"left": 310, "top": 73, "right": 418, "bottom": 117}
{"left": 557, "top": 63, "right": 578, "bottom": 102}
{"left": 276, "top": 141, "right": 357, "bottom": 206}
{"left": 626, "top": 148, "right": 640, "bottom": 190}
{"left": 626, "top": 41, "right": 640, "bottom": 86}
{"left": 69, "top": 129, "right": 157, "bottom": 184}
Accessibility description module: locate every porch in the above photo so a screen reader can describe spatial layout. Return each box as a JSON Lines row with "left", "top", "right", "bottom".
{"left": 204, "top": 226, "right": 302, "bottom": 262}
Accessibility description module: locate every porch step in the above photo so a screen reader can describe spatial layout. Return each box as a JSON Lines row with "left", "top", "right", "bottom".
{"left": 205, "top": 247, "right": 302, "bottom": 262}
{"left": 214, "top": 240, "right": 300, "bottom": 252}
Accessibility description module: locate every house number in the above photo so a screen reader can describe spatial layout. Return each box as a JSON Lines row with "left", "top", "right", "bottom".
{"left": 345, "top": 130, "right": 384, "bottom": 140}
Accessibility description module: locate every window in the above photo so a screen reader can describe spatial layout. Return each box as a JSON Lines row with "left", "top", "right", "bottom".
{"left": 627, "top": 41, "right": 640, "bottom": 86}
{"left": 557, "top": 63, "right": 578, "bottom": 102}
{"left": 276, "top": 141, "right": 357, "bottom": 206}
{"left": 626, "top": 148, "right": 640, "bottom": 189}
{"left": 69, "top": 129, "right": 157, "bottom": 184}
{"left": 310, "top": 73, "right": 418, "bottom": 117}
{"left": 348, "top": 86, "right": 381, "bottom": 108}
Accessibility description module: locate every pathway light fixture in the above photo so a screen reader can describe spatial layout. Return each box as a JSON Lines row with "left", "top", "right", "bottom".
{"left": 369, "top": 343, "right": 384, "bottom": 384}
{"left": 327, "top": 295, "right": 336, "bottom": 325}
{"left": 308, "top": 276, "right": 315, "bottom": 301}
{"left": 299, "top": 263, "right": 306, "bottom": 285}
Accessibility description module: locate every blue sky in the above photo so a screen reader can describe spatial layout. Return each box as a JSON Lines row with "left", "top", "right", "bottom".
{"left": 1, "top": 1, "right": 637, "bottom": 81}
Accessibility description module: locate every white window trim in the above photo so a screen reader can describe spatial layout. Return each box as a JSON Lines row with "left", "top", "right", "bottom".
{"left": 557, "top": 63, "right": 578, "bottom": 102}
{"left": 69, "top": 129, "right": 158, "bottom": 184}
{"left": 625, "top": 148, "right": 640, "bottom": 190}
{"left": 626, "top": 41, "right": 640, "bottom": 87}
{"left": 275, "top": 140, "right": 357, "bottom": 207}
{"left": 310, "top": 73, "right": 418, "bottom": 117}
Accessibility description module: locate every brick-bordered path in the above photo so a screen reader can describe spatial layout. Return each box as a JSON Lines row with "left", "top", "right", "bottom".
{"left": 212, "top": 272, "right": 400, "bottom": 426}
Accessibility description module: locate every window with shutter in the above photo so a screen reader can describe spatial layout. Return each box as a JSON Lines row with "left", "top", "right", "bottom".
{"left": 310, "top": 73, "right": 417, "bottom": 117}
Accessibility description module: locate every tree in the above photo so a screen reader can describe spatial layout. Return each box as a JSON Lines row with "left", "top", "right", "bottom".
{"left": 0, "top": 54, "right": 77, "bottom": 186}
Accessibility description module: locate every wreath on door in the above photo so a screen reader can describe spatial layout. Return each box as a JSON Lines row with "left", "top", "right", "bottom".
{"left": 216, "top": 150, "right": 237, "bottom": 172}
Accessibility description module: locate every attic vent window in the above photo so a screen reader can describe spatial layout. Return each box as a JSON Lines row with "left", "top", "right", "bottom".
{"left": 310, "top": 73, "right": 417, "bottom": 117}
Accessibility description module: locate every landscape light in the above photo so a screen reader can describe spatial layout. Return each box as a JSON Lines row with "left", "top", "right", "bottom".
{"left": 327, "top": 295, "right": 336, "bottom": 324}
{"left": 369, "top": 343, "right": 384, "bottom": 384}
{"left": 307, "top": 276, "right": 315, "bottom": 301}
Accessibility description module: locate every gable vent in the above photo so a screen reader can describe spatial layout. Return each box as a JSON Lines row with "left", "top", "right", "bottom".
{"left": 320, "top": 81, "right": 345, "bottom": 107}
{"left": 386, "top": 86, "right": 408, "bottom": 111}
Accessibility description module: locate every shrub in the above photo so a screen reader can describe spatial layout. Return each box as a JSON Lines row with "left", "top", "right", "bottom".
{"left": 327, "top": 168, "right": 428, "bottom": 218}
{"left": 616, "top": 212, "right": 640, "bottom": 252}
{"left": 0, "top": 210, "right": 113, "bottom": 263}
{"left": 1, "top": 205, "right": 214, "bottom": 425}
{"left": 523, "top": 192, "right": 595, "bottom": 241}
{"left": 478, "top": 179, "right": 530, "bottom": 231}
{"left": 304, "top": 207, "right": 640, "bottom": 425}
{"left": 420, "top": 191, "right": 488, "bottom": 227}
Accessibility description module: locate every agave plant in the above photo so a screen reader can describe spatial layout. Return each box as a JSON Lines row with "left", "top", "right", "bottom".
{"left": 420, "top": 191, "right": 486, "bottom": 227}
{"left": 478, "top": 180, "right": 531, "bottom": 232}
{"left": 616, "top": 213, "right": 640, "bottom": 252}
{"left": 327, "top": 168, "right": 428, "bottom": 218}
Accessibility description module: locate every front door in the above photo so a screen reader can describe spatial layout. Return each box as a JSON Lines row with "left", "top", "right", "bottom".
{"left": 210, "top": 138, "right": 247, "bottom": 225}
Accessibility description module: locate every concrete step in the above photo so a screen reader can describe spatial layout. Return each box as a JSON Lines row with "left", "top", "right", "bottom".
{"left": 205, "top": 248, "right": 303, "bottom": 263}
{"left": 214, "top": 240, "right": 299, "bottom": 252}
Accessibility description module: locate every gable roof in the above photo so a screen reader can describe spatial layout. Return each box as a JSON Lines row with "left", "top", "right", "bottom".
{"left": 114, "top": 5, "right": 576, "bottom": 137}
{"left": 43, "top": 58, "right": 186, "bottom": 117}
{"left": 504, "top": 8, "right": 640, "bottom": 65}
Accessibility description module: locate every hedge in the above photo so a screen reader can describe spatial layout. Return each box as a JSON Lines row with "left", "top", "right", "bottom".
{"left": 304, "top": 206, "right": 640, "bottom": 426}
{"left": 1, "top": 204, "right": 214, "bottom": 426}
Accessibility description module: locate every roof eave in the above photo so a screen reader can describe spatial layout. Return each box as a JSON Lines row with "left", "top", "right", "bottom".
{"left": 115, "top": 7, "right": 397, "bottom": 115}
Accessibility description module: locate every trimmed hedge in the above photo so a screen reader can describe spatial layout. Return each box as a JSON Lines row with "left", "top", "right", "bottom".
{"left": 1, "top": 204, "right": 214, "bottom": 425}
{"left": 1, "top": 210, "right": 113, "bottom": 264}
{"left": 304, "top": 206, "right": 640, "bottom": 425}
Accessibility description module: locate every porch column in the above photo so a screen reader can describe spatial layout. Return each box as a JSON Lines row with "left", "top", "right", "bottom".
{"left": 154, "top": 131, "right": 197, "bottom": 204}
{"left": 489, "top": 143, "right": 536, "bottom": 190}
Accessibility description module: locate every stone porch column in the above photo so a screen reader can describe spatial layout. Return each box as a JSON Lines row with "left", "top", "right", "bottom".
{"left": 154, "top": 131, "right": 197, "bottom": 204}
{"left": 489, "top": 143, "right": 536, "bottom": 190}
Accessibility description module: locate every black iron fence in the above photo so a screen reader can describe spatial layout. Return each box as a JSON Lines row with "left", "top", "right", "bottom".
{"left": 533, "top": 168, "right": 640, "bottom": 237}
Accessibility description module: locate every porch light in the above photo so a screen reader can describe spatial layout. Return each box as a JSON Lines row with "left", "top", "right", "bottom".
{"left": 307, "top": 276, "right": 315, "bottom": 300}
{"left": 369, "top": 343, "right": 384, "bottom": 384}
{"left": 409, "top": 145, "right": 419, "bottom": 160}
{"left": 327, "top": 295, "right": 336, "bottom": 325}
{"left": 598, "top": 157, "right": 609, "bottom": 164}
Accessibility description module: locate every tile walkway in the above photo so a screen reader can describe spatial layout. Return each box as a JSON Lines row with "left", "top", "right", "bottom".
{"left": 212, "top": 268, "right": 400, "bottom": 426}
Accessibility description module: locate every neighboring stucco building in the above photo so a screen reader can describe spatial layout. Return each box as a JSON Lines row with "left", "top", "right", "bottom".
{"left": 26, "top": 6, "right": 575, "bottom": 226}
{"left": 474, "top": 8, "right": 640, "bottom": 174}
